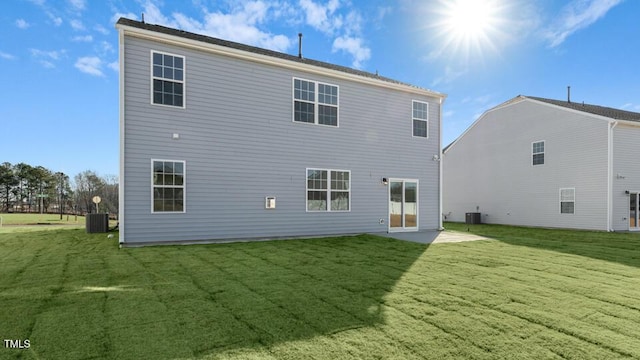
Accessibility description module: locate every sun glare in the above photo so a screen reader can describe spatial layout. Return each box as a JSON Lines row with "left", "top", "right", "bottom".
{"left": 446, "top": 1, "right": 493, "bottom": 38}
{"left": 432, "top": 0, "right": 506, "bottom": 61}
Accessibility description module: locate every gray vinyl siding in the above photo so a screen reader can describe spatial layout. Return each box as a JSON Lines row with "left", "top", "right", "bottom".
{"left": 611, "top": 123, "right": 640, "bottom": 231}
{"left": 122, "top": 36, "right": 441, "bottom": 243}
{"left": 443, "top": 99, "right": 608, "bottom": 230}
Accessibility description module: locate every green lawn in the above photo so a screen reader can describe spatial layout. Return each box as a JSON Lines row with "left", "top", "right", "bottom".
{"left": 1, "top": 226, "right": 640, "bottom": 359}
{"left": 0, "top": 213, "right": 84, "bottom": 227}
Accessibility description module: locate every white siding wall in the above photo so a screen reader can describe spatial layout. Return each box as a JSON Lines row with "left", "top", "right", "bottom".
{"left": 443, "top": 99, "right": 609, "bottom": 230}
{"left": 122, "top": 35, "right": 442, "bottom": 244}
{"left": 611, "top": 123, "right": 640, "bottom": 230}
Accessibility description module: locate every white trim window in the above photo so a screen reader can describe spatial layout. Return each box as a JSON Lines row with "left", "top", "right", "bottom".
{"left": 152, "top": 160, "right": 185, "bottom": 213}
{"left": 151, "top": 51, "right": 185, "bottom": 108}
{"left": 412, "top": 100, "right": 429, "bottom": 138}
{"left": 560, "top": 188, "right": 575, "bottom": 214}
{"left": 532, "top": 140, "right": 545, "bottom": 165}
{"left": 306, "top": 168, "right": 350, "bottom": 211}
{"left": 293, "top": 78, "right": 339, "bottom": 126}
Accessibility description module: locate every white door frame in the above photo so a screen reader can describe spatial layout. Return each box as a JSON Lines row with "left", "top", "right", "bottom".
{"left": 388, "top": 178, "right": 419, "bottom": 233}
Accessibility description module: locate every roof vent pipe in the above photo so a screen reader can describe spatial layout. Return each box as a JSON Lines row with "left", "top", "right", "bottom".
{"left": 298, "top": 33, "right": 303, "bottom": 59}
{"left": 567, "top": 86, "right": 571, "bottom": 103}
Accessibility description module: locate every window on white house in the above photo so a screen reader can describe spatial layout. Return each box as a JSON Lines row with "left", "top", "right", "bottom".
{"left": 560, "top": 188, "right": 575, "bottom": 214}
{"left": 532, "top": 141, "right": 545, "bottom": 165}
{"left": 412, "top": 101, "right": 429, "bottom": 137}
{"left": 152, "top": 52, "right": 184, "bottom": 107}
{"left": 152, "top": 160, "right": 185, "bottom": 212}
{"left": 306, "top": 169, "right": 350, "bottom": 211}
{"left": 294, "top": 78, "right": 339, "bottom": 126}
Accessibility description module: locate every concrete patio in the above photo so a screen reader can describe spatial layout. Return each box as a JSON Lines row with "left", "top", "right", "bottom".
{"left": 373, "top": 230, "right": 491, "bottom": 244}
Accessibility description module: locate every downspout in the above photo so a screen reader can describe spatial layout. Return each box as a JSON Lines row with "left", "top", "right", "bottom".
{"left": 118, "top": 27, "right": 126, "bottom": 246}
{"left": 607, "top": 120, "right": 618, "bottom": 232}
{"left": 438, "top": 96, "right": 445, "bottom": 231}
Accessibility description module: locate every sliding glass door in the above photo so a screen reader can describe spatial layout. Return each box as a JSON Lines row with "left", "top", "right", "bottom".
{"left": 630, "top": 193, "right": 639, "bottom": 230}
{"left": 389, "top": 179, "right": 418, "bottom": 232}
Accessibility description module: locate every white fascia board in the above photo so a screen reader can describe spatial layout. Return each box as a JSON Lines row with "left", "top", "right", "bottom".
{"left": 116, "top": 23, "right": 446, "bottom": 100}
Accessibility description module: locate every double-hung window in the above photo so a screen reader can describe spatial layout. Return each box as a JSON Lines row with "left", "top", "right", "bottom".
{"left": 412, "top": 101, "right": 429, "bottom": 137}
{"left": 560, "top": 188, "right": 575, "bottom": 214}
{"left": 294, "top": 78, "right": 338, "bottom": 126}
{"left": 152, "top": 160, "right": 185, "bottom": 213}
{"left": 532, "top": 141, "right": 545, "bottom": 165}
{"left": 306, "top": 169, "right": 350, "bottom": 211}
{"left": 152, "top": 51, "right": 185, "bottom": 107}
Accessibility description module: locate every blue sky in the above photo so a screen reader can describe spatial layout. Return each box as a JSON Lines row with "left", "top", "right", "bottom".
{"left": 3, "top": 0, "right": 639, "bottom": 178}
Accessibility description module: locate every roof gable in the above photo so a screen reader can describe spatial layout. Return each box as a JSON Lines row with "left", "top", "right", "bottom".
{"left": 443, "top": 94, "right": 640, "bottom": 153}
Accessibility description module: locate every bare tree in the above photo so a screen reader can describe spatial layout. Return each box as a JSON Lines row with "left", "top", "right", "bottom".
{"left": 74, "top": 170, "right": 105, "bottom": 214}
{"left": 102, "top": 174, "right": 119, "bottom": 217}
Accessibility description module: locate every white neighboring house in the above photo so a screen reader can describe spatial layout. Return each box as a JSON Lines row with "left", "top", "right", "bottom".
{"left": 443, "top": 95, "right": 640, "bottom": 231}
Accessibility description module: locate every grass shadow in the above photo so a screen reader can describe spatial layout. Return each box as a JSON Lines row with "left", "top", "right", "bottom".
{"left": 0, "top": 229, "right": 429, "bottom": 359}
{"left": 445, "top": 222, "right": 640, "bottom": 268}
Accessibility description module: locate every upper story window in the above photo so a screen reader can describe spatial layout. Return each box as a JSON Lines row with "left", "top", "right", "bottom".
{"left": 412, "top": 101, "right": 429, "bottom": 137}
{"left": 294, "top": 78, "right": 339, "bottom": 126}
{"left": 532, "top": 141, "right": 544, "bottom": 165}
{"left": 152, "top": 51, "right": 185, "bottom": 108}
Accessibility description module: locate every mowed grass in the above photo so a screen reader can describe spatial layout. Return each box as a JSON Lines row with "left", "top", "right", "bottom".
{"left": 0, "top": 213, "right": 84, "bottom": 225}
{"left": 1, "top": 226, "right": 640, "bottom": 359}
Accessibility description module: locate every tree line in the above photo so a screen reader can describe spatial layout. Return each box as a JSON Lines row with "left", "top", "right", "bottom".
{"left": 0, "top": 162, "right": 118, "bottom": 216}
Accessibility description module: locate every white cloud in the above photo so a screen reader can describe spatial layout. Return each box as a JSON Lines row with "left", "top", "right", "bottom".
{"left": 96, "top": 41, "right": 114, "bottom": 56}
{"left": 70, "top": 19, "right": 85, "bottom": 31}
{"left": 332, "top": 36, "right": 370, "bottom": 69}
{"left": 68, "top": 0, "right": 86, "bottom": 11}
{"left": 299, "top": 0, "right": 342, "bottom": 34}
{"left": 111, "top": 12, "right": 138, "bottom": 24}
{"left": 376, "top": 6, "right": 393, "bottom": 22}
{"left": 140, "top": 1, "right": 292, "bottom": 52}
{"left": 30, "top": 48, "right": 66, "bottom": 68}
{"left": 16, "top": 19, "right": 30, "bottom": 29}
{"left": 75, "top": 56, "right": 104, "bottom": 76}
{"left": 113, "top": 0, "right": 371, "bottom": 68}
{"left": 108, "top": 60, "right": 119, "bottom": 72}
{"left": 49, "top": 13, "right": 63, "bottom": 26}
{"left": 430, "top": 66, "right": 467, "bottom": 87}
{"left": 544, "top": 0, "right": 623, "bottom": 47}
{"left": 72, "top": 35, "right": 93, "bottom": 42}
{"left": 0, "top": 51, "right": 16, "bottom": 60}
{"left": 94, "top": 24, "right": 109, "bottom": 35}
{"left": 297, "top": 0, "right": 370, "bottom": 67}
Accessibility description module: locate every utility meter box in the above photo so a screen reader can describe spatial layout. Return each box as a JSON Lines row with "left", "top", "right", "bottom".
{"left": 265, "top": 196, "right": 276, "bottom": 209}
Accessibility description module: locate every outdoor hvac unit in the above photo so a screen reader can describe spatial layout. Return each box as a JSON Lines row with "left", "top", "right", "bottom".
{"left": 465, "top": 212, "right": 482, "bottom": 225}
{"left": 86, "top": 213, "right": 109, "bottom": 233}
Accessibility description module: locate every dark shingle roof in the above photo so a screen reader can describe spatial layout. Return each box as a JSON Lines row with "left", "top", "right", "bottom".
{"left": 116, "top": 18, "right": 444, "bottom": 97}
{"left": 526, "top": 96, "right": 640, "bottom": 122}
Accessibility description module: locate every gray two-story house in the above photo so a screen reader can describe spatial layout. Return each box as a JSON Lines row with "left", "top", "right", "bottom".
{"left": 116, "top": 18, "right": 446, "bottom": 246}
